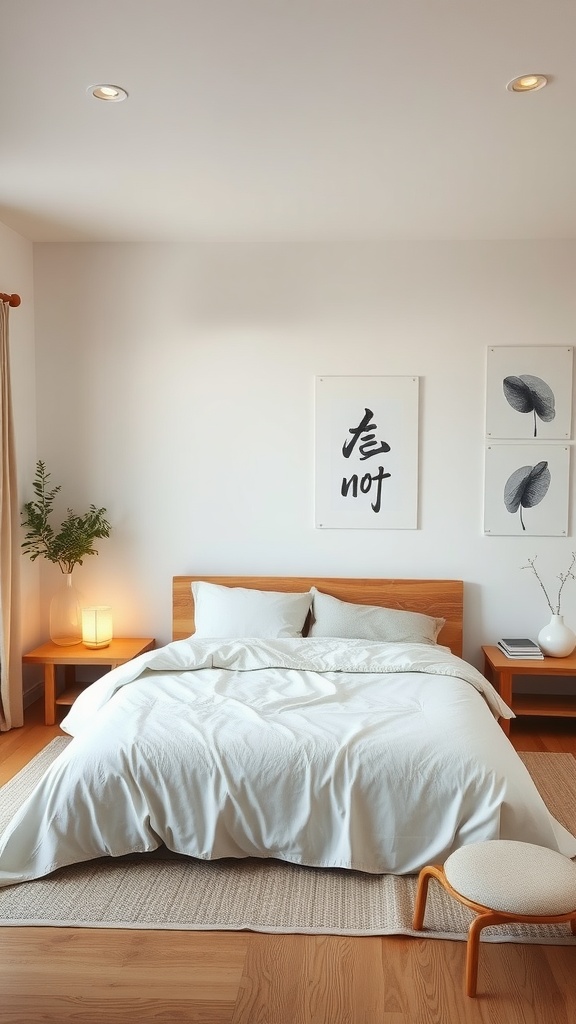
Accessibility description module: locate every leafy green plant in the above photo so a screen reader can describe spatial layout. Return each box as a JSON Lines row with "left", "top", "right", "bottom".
{"left": 21, "top": 461, "right": 111, "bottom": 574}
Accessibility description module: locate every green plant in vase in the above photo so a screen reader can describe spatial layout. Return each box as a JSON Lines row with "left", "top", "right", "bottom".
{"left": 21, "top": 461, "right": 111, "bottom": 645}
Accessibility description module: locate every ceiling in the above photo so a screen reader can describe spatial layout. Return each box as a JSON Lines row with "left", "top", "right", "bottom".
{"left": 1, "top": 0, "right": 574, "bottom": 243}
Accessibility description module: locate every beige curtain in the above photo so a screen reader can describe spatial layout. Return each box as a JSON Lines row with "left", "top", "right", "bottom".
{"left": 0, "top": 300, "right": 23, "bottom": 730}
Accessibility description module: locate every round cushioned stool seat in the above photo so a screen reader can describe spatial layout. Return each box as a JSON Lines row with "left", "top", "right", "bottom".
{"left": 413, "top": 840, "right": 576, "bottom": 996}
{"left": 444, "top": 839, "right": 576, "bottom": 916}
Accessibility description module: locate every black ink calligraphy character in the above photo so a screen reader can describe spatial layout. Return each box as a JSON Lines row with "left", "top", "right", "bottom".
{"left": 341, "top": 466, "right": 392, "bottom": 514}
{"left": 342, "top": 408, "right": 391, "bottom": 461}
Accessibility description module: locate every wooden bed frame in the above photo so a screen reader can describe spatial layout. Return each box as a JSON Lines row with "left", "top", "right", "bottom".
{"left": 173, "top": 576, "right": 463, "bottom": 657}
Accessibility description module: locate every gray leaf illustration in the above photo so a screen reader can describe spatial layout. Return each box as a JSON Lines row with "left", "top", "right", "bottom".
{"left": 502, "top": 375, "right": 556, "bottom": 437}
{"left": 504, "top": 461, "right": 550, "bottom": 531}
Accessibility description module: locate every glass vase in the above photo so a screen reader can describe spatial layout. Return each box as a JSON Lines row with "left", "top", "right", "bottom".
{"left": 537, "top": 614, "right": 576, "bottom": 658}
{"left": 50, "top": 573, "right": 82, "bottom": 646}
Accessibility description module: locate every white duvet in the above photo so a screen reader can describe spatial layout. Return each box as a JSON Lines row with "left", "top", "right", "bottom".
{"left": 1, "top": 636, "right": 575, "bottom": 887}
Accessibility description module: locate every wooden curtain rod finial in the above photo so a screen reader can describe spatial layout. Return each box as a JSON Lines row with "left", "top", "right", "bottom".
{"left": 0, "top": 292, "right": 21, "bottom": 307}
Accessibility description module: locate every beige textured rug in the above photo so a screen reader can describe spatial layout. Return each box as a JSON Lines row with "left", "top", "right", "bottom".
{"left": 0, "top": 738, "right": 575, "bottom": 942}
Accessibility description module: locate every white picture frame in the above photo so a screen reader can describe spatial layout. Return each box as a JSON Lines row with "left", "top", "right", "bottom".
{"left": 485, "top": 346, "right": 573, "bottom": 440}
{"left": 315, "top": 375, "right": 419, "bottom": 529}
{"left": 483, "top": 444, "right": 570, "bottom": 537}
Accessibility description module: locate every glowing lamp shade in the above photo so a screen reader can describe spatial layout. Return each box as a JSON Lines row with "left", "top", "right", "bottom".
{"left": 82, "top": 606, "right": 113, "bottom": 649}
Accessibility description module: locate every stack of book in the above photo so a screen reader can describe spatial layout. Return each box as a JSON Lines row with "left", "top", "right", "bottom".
{"left": 497, "top": 638, "right": 544, "bottom": 659}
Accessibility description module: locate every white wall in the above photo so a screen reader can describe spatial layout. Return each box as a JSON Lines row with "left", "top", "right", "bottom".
{"left": 32, "top": 240, "right": 576, "bottom": 670}
{"left": 0, "top": 222, "right": 40, "bottom": 662}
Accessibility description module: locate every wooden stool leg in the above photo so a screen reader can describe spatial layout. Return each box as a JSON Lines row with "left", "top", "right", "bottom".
{"left": 465, "top": 912, "right": 503, "bottom": 997}
{"left": 465, "top": 916, "right": 483, "bottom": 997}
{"left": 413, "top": 870, "right": 431, "bottom": 930}
{"left": 413, "top": 865, "right": 444, "bottom": 930}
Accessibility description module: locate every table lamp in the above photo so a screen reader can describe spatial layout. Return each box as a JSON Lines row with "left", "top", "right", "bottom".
{"left": 82, "top": 606, "right": 113, "bottom": 649}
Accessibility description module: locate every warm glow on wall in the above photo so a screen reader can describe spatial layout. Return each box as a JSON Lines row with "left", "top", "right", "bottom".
{"left": 82, "top": 606, "right": 113, "bottom": 649}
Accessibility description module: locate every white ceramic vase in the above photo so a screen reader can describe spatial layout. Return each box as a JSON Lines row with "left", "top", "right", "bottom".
{"left": 50, "top": 572, "right": 82, "bottom": 646}
{"left": 537, "top": 614, "right": 576, "bottom": 658}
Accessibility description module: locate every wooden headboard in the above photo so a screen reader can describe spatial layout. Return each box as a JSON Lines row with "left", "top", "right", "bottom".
{"left": 173, "top": 576, "right": 463, "bottom": 657}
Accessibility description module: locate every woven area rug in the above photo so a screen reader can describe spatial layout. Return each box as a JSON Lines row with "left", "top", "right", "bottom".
{"left": 1, "top": 738, "right": 575, "bottom": 942}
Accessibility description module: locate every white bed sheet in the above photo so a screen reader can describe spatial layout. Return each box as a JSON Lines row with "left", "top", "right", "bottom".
{"left": 1, "top": 636, "right": 574, "bottom": 887}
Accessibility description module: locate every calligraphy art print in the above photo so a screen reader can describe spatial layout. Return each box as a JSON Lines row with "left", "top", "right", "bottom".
{"left": 315, "top": 376, "right": 419, "bottom": 529}
{"left": 483, "top": 444, "right": 570, "bottom": 536}
{"left": 485, "top": 347, "right": 573, "bottom": 440}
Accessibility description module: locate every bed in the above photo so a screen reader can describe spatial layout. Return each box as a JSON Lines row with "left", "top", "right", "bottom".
{"left": 1, "top": 575, "right": 575, "bottom": 888}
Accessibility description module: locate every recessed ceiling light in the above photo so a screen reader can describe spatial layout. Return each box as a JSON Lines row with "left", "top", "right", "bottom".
{"left": 506, "top": 74, "right": 548, "bottom": 93}
{"left": 89, "top": 84, "right": 128, "bottom": 102}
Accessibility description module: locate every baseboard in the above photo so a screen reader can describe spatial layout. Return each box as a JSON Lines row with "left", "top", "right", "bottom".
{"left": 23, "top": 682, "right": 43, "bottom": 709}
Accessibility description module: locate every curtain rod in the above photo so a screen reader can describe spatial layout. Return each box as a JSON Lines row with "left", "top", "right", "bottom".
{"left": 0, "top": 293, "right": 21, "bottom": 307}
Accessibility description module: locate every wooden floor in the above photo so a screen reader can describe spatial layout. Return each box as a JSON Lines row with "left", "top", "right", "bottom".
{"left": 0, "top": 701, "right": 575, "bottom": 1024}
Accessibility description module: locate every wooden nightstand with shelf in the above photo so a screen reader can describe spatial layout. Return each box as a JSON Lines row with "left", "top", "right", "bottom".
{"left": 482, "top": 644, "right": 576, "bottom": 737}
{"left": 23, "top": 637, "right": 155, "bottom": 726}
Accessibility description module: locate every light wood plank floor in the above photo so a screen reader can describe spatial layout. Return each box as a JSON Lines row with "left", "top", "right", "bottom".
{"left": 0, "top": 701, "right": 575, "bottom": 1024}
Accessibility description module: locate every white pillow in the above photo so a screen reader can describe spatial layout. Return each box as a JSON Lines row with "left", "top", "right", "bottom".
{"left": 308, "top": 587, "right": 444, "bottom": 645}
{"left": 192, "top": 581, "right": 313, "bottom": 639}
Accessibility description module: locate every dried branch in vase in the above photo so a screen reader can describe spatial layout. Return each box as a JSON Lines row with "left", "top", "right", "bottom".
{"left": 522, "top": 552, "right": 576, "bottom": 615}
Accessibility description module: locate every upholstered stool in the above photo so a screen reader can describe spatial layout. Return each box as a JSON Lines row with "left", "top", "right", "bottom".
{"left": 412, "top": 840, "right": 576, "bottom": 997}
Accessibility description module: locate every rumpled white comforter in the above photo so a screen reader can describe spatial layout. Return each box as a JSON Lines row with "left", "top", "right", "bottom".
{"left": 1, "top": 636, "right": 575, "bottom": 887}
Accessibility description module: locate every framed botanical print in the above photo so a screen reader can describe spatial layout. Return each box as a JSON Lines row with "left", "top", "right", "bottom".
{"left": 484, "top": 444, "right": 570, "bottom": 536}
{"left": 485, "top": 346, "right": 573, "bottom": 440}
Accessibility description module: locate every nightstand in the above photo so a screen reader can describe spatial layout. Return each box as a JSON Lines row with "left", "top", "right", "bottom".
{"left": 23, "top": 637, "right": 155, "bottom": 725}
{"left": 482, "top": 644, "right": 576, "bottom": 737}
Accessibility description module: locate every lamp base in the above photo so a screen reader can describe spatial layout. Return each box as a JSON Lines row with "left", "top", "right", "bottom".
{"left": 83, "top": 640, "right": 111, "bottom": 649}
